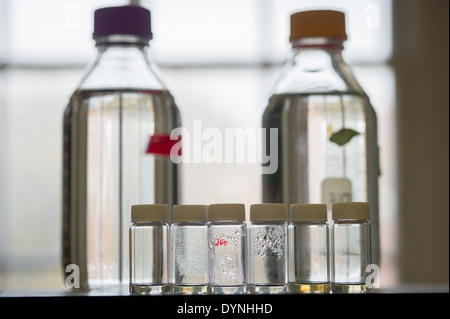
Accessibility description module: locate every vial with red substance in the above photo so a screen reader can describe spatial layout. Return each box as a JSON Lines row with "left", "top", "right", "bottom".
{"left": 208, "top": 204, "right": 247, "bottom": 294}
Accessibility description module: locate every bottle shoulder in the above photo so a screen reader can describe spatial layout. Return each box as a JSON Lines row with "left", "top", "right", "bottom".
{"left": 66, "top": 87, "right": 177, "bottom": 110}
{"left": 270, "top": 49, "right": 367, "bottom": 96}
{"left": 64, "top": 88, "right": 180, "bottom": 125}
{"left": 77, "top": 45, "right": 168, "bottom": 91}
{"left": 262, "top": 90, "right": 373, "bottom": 118}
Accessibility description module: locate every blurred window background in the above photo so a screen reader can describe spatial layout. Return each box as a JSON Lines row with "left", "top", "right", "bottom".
{"left": 1, "top": 0, "right": 444, "bottom": 292}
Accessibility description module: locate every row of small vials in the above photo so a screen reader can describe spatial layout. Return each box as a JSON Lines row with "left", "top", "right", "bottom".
{"left": 129, "top": 202, "right": 373, "bottom": 295}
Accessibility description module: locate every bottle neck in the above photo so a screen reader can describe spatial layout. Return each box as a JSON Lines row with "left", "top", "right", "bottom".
{"left": 291, "top": 37, "right": 344, "bottom": 50}
{"left": 94, "top": 34, "right": 150, "bottom": 47}
{"left": 290, "top": 37, "right": 345, "bottom": 70}
{"left": 94, "top": 39, "right": 149, "bottom": 63}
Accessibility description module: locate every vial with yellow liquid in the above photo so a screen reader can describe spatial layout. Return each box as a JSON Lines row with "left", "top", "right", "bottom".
{"left": 331, "top": 202, "right": 372, "bottom": 293}
{"left": 288, "top": 204, "right": 330, "bottom": 293}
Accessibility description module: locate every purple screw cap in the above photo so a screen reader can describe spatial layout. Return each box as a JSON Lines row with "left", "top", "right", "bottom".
{"left": 93, "top": 5, "right": 152, "bottom": 40}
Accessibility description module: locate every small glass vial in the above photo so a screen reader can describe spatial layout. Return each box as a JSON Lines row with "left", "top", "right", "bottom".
{"left": 129, "top": 204, "right": 169, "bottom": 294}
{"left": 209, "top": 204, "right": 247, "bottom": 294}
{"left": 331, "top": 202, "right": 372, "bottom": 293}
{"left": 171, "top": 205, "right": 209, "bottom": 294}
{"left": 288, "top": 204, "right": 330, "bottom": 294}
{"left": 248, "top": 204, "right": 288, "bottom": 294}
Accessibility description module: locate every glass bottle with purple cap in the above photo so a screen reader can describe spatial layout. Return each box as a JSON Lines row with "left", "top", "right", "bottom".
{"left": 62, "top": 5, "right": 181, "bottom": 290}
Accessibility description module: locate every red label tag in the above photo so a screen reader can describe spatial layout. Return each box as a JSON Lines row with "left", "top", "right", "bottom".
{"left": 146, "top": 134, "right": 181, "bottom": 157}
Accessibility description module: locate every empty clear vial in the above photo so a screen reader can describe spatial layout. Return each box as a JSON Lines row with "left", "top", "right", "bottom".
{"left": 129, "top": 204, "right": 169, "bottom": 295}
{"left": 208, "top": 204, "right": 247, "bottom": 295}
{"left": 248, "top": 204, "right": 288, "bottom": 294}
{"left": 288, "top": 204, "right": 330, "bottom": 294}
{"left": 331, "top": 202, "right": 372, "bottom": 293}
{"left": 171, "top": 205, "right": 209, "bottom": 294}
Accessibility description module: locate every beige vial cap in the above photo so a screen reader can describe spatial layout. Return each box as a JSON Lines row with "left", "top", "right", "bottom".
{"left": 250, "top": 203, "right": 287, "bottom": 221}
{"left": 208, "top": 203, "right": 245, "bottom": 221}
{"left": 332, "top": 202, "right": 370, "bottom": 220}
{"left": 173, "top": 204, "right": 208, "bottom": 222}
{"left": 131, "top": 204, "right": 168, "bottom": 222}
{"left": 290, "top": 204, "right": 327, "bottom": 222}
{"left": 289, "top": 10, "right": 347, "bottom": 42}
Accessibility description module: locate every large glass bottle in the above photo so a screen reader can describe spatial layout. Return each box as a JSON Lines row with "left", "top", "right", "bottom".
{"left": 262, "top": 10, "right": 380, "bottom": 266}
{"left": 62, "top": 5, "right": 181, "bottom": 290}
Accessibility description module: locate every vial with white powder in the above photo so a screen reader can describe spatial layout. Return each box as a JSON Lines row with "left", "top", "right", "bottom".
{"left": 248, "top": 204, "right": 288, "bottom": 294}
{"left": 171, "top": 205, "right": 209, "bottom": 294}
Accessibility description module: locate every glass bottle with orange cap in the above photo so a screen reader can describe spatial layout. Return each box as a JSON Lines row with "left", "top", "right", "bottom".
{"left": 262, "top": 10, "right": 380, "bottom": 267}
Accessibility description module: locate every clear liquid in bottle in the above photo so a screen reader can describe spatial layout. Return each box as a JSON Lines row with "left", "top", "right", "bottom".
{"left": 262, "top": 92, "right": 379, "bottom": 264}
{"left": 261, "top": 10, "right": 380, "bottom": 267}
{"left": 63, "top": 89, "right": 180, "bottom": 289}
